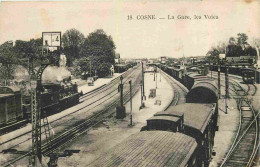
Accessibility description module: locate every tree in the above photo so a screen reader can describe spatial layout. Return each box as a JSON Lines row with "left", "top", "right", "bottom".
{"left": 62, "top": 28, "right": 85, "bottom": 66}
{"left": 216, "top": 42, "right": 227, "bottom": 54}
{"left": 0, "top": 41, "right": 19, "bottom": 85}
{"left": 206, "top": 47, "right": 220, "bottom": 63}
{"left": 97, "top": 62, "right": 112, "bottom": 77}
{"left": 79, "top": 29, "right": 116, "bottom": 77}
{"left": 244, "top": 46, "right": 257, "bottom": 56}
{"left": 14, "top": 38, "right": 43, "bottom": 67}
{"left": 252, "top": 38, "right": 260, "bottom": 58}
{"left": 229, "top": 37, "right": 236, "bottom": 45}
{"left": 237, "top": 33, "right": 248, "bottom": 49}
{"left": 226, "top": 45, "right": 243, "bottom": 57}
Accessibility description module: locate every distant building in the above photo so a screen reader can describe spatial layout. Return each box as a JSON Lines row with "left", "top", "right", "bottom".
{"left": 160, "top": 57, "right": 166, "bottom": 64}
{"left": 219, "top": 54, "right": 226, "bottom": 60}
{"left": 226, "top": 57, "right": 240, "bottom": 63}
{"left": 226, "top": 55, "right": 256, "bottom": 64}
{"left": 148, "top": 59, "right": 154, "bottom": 63}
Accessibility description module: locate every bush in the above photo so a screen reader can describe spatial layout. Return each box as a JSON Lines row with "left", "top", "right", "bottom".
{"left": 97, "top": 63, "right": 112, "bottom": 77}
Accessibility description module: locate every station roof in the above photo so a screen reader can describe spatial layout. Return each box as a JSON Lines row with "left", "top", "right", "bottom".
{"left": 156, "top": 103, "right": 216, "bottom": 133}
{"left": 90, "top": 131, "right": 197, "bottom": 167}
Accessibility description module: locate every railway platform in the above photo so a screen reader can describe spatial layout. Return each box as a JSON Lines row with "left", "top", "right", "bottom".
{"left": 73, "top": 73, "right": 123, "bottom": 94}
{"left": 54, "top": 71, "right": 174, "bottom": 166}
{"left": 209, "top": 98, "right": 240, "bottom": 167}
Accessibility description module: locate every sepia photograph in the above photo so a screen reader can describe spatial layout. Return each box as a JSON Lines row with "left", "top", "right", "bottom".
{"left": 0, "top": 0, "right": 259, "bottom": 166}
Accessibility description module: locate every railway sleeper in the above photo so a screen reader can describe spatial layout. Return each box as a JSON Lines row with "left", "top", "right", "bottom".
{"left": 227, "top": 160, "right": 249, "bottom": 164}
{"left": 241, "top": 106, "right": 251, "bottom": 111}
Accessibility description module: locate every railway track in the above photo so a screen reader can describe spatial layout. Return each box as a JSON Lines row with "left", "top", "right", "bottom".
{"left": 0, "top": 120, "right": 28, "bottom": 135}
{"left": 0, "top": 66, "right": 139, "bottom": 136}
{"left": 43, "top": 73, "right": 142, "bottom": 156}
{"left": 0, "top": 66, "right": 139, "bottom": 147}
{"left": 159, "top": 69, "right": 188, "bottom": 110}
{"left": 208, "top": 70, "right": 259, "bottom": 166}
{"left": 220, "top": 81, "right": 259, "bottom": 167}
{"left": 1, "top": 66, "right": 142, "bottom": 167}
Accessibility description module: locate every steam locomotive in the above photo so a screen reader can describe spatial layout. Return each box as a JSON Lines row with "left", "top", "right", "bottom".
{"left": 0, "top": 77, "right": 81, "bottom": 132}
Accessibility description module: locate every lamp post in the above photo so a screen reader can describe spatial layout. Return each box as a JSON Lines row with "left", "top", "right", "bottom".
{"left": 119, "top": 75, "right": 124, "bottom": 107}
{"left": 139, "top": 81, "right": 145, "bottom": 110}
{"left": 142, "top": 62, "right": 145, "bottom": 99}
{"left": 154, "top": 70, "right": 156, "bottom": 81}
{"left": 218, "top": 59, "right": 221, "bottom": 99}
{"left": 154, "top": 66, "right": 158, "bottom": 89}
{"left": 209, "top": 61, "right": 212, "bottom": 79}
{"left": 129, "top": 80, "right": 133, "bottom": 126}
{"left": 89, "top": 55, "right": 92, "bottom": 77}
{"left": 225, "top": 63, "right": 230, "bottom": 99}
{"left": 160, "top": 69, "right": 161, "bottom": 82}
{"left": 116, "top": 75, "right": 126, "bottom": 118}
{"left": 225, "top": 61, "right": 230, "bottom": 114}
{"left": 156, "top": 71, "right": 157, "bottom": 89}
{"left": 255, "top": 64, "right": 259, "bottom": 84}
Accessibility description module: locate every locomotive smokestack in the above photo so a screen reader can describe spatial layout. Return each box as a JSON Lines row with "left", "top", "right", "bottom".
{"left": 59, "top": 53, "right": 67, "bottom": 67}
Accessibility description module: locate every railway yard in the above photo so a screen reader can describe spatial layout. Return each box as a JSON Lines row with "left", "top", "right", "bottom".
{"left": 1, "top": 1, "right": 260, "bottom": 166}
{"left": 0, "top": 63, "right": 259, "bottom": 167}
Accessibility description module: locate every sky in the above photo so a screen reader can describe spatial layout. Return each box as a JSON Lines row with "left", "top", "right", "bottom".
{"left": 0, "top": 0, "right": 260, "bottom": 59}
